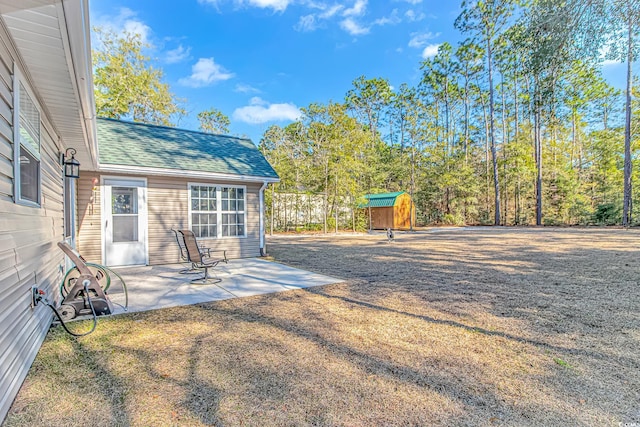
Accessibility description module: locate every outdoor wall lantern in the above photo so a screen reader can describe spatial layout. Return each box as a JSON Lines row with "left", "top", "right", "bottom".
{"left": 64, "top": 148, "right": 80, "bottom": 179}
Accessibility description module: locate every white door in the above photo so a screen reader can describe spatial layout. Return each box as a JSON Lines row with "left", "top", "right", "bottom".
{"left": 103, "top": 178, "right": 148, "bottom": 266}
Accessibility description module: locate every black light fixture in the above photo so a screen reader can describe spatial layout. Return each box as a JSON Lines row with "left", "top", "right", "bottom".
{"left": 64, "top": 148, "right": 80, "bottom": 179}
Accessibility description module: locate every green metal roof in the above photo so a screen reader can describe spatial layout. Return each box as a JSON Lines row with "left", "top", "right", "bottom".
{"left": 358, "top": 191, "right": 406, "bottom": 208}
{"left": 97, "top": 118, "right": 279, "bottom": 179}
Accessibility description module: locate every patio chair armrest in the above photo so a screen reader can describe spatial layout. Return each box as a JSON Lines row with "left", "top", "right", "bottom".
{"left": 205, "top": 249, "right": 228, "bottom": 263}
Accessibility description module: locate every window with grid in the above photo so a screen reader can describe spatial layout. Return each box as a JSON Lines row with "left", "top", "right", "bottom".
{"left": 15, "top": 82, "right": 41, "bottom": 205}
{"left": 221, "top": 187, "right": 245, "bottom": 237}
{"left": 190, "top": 185, "right": 217, "bottom": 238}
{"left": 189, "top": 184, "right": 246, "bottom": 238}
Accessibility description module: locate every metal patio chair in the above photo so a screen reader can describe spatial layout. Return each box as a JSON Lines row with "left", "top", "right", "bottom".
{"left": 171, "top": 228, "right": 199, "bottom": 274}
{"left": 178, "top": 229, "right": 228, "bottom": 284}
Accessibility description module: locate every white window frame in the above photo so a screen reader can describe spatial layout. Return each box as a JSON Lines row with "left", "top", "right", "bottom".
{"left": 12, "top": 65, "right": 41, "bottom": 207}
{"left": 188, "top": 183, "right": 247, "bottom": 240}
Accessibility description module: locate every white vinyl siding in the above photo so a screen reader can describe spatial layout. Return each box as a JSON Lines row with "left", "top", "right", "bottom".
{"left": 78, "top": 175, "right": 262, "bottom": 265}
{"left": 0, "top": 27, "right": 65, "bottom": 423}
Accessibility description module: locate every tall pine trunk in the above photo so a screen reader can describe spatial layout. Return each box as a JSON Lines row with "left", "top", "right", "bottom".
{"left": 487, "top": 39, "right": 501, "bottom": 225}
{"left": 622, "top": 2, "right": 633, "bottom": 226}
{"left": 534, "top": 78, "right": 543, "bottom": 226}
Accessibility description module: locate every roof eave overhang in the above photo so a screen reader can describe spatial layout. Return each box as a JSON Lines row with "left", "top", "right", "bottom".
{"left": 0, "top": 0, "right": 98, "bottom": 169}
{"left": 59, "top": 0, "right": 98, "bottom": 169}
{"left": 96, "top": 163, "right": 280, "bottom": 184}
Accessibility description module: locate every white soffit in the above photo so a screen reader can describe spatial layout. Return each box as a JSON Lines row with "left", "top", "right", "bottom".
{"left": 0, "top": 0, "right": 97, "bottom": 169}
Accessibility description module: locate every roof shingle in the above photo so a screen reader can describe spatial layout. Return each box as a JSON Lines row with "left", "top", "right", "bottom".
{"left": 97, "top": 118, "right": 279, "bottom": 180}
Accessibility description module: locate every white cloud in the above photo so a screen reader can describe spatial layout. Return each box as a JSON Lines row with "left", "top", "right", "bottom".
{"left": 408, "top": 31, "right": 439, "bottom": 48}
{"left": 319, "top": 4, "right": 344, "bottom": 18}
{"left": 343, "top": 0, "right": 367, "bottom": 17}
{"left": 246, "top": 0, "right": 291, "bottom": 11}
{"left": 235, "top": 83, "right": 261, "bottom": 93}
{"left": 198, "top": 0, "right": 290, "bottom": 11}
{"left": 294, "top": 4, "right": 346, "bottom": 32}
{"left": 93, "top": 8, "right": 151, "bottom": 45}
{"left": 165, "top": 45, "right": 191, "bottom": 64}
{"left": 233, "top": 97, "right": 302, "bottom": 124}
{"left": 373, "top": 9, "right": 401, "bottom": 26}
{"left": 602, "top": 59, "right": 621, "bottom": 66}
{"left": 402, "top": 0, "right": 422, "bottom": 4}
{"left": 295, "top": 14, "right": 319, "bottom": 31}
{"left": 405, "top": 9, "right": 425, "bottom": 22}
{"left": 340, "top": 18, "right": 370, "bottom": 35}
{"left": 422, "top": 43, "right": 441, "bottom": 59}
{"left": 178, "top": 58, "right": 234, "bottom": 87}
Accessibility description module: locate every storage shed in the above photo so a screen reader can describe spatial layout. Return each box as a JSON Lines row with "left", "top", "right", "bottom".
{"left": 360, "top": 191, "right": 416, "bottom": 230}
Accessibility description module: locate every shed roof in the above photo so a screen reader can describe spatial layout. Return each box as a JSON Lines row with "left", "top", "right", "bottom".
{"left": 97, "top": 118, "right": 279, "bottom": 180}
{"left": 359, "top": 191, "right": 406, "bottom": 208}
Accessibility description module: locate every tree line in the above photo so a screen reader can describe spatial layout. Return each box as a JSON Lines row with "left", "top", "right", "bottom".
{"left": 91, "top": 0, "right": 639, "bottom": 229}
{"left": 260, "top": 0, "right": 639, "bottom": 229}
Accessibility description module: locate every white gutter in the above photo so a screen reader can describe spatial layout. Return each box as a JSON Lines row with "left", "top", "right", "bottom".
{"left": 98, "top": 163, "right": 280, "bottom": 184}
{"left": 259, "top": 181, "right": 268, "bottom": 256}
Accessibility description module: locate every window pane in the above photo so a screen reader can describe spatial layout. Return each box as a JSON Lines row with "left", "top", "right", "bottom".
{"left": 113, "top": 216, "right": 138, "bottom": 242}
{"left": 229, "top": 188, "right": 236, "bottom": 199}
{"left": 19, "top": 83, "right": 40, "bottom": 155}
{"left": 238, "top": 214, "right": 244, "bottom": 225}
{"left": 222, "top": 200, "right": 228, "bottom": 211}
{"left": 190, "top": 186, "right": 219, "bottom": 238}
{"left": 238, "top": 200, "right": 244, "bottom": 211}
{"left": 112, "top": 188, "right": 137, "bottom": 214}
{"left": 237, "top": 225, "right": 244, "bottom": 235}
{"left": 19, "top": 146, "right": 39, "bottom": 203}
{"left": 237, "top": 188, "right": 244, "bottom": 198}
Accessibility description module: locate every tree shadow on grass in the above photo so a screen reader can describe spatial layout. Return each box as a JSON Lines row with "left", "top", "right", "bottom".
{"left": 105, "top": 333, "right": 225, "bottom": 426}
{"left": 70, "top": 338, "right": 131, "bottom": 426}
{"left": 300, "top": 287, "right": 639, "bottom": 370}
{"left": 197, "top": 303, "right": 510, "bottom": 419}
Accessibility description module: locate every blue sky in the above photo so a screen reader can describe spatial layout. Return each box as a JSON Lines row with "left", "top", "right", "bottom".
{"left": 89, "top": 0, "right": 629, "bottom": 143}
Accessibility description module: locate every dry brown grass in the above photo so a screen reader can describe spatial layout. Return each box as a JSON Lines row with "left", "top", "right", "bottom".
{"left": 5, "top": 227, "right": 640, "bottom": 426}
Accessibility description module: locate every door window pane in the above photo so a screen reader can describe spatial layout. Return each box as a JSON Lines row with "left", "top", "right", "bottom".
{"left": 113, "top": 216, "right": 138, "bottom": 242}
{"left": 112, "top": 187, "right": 137, "bottom": 214}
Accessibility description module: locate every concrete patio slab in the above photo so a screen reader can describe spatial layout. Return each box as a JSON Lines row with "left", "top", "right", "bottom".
{"left": 106, "top": 258, "right": 342, "bottom": 315}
